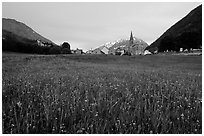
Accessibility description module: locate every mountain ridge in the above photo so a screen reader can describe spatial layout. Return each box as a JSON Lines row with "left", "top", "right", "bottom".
{"left": 2, "top": 18, "right": 56, "bottom": 45}
{"left": 146, "top": 4, "right": 202, "bottom": 52}
{"left": 95, "top": 37, "right": 147, "bottom": 49}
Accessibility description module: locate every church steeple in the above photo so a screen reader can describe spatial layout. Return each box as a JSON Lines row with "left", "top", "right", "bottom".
{"left": 129, "top": 31, "right": 134, "bottom": 45}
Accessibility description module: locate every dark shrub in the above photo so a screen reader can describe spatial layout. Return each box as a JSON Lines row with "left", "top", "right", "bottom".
{"left": 49, "top": 46, "right": 61, "bottom": 54}
{"left": 61, "top": 48, "right": 71, "bottom": 54}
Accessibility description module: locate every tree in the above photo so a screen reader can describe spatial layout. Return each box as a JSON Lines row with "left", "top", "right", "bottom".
{"left": 62, "top": 42, "right": 70, "bottom": 50}
{"left": 61, "top": 48, "right": 71, "bottom": 54}
{"left": 61, "top": 42, "right": 71, "bottom": 54}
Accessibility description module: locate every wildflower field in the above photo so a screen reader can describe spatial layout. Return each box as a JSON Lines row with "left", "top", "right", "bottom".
{"left": 2, "top": 53, "right": 202, "bottom": 134}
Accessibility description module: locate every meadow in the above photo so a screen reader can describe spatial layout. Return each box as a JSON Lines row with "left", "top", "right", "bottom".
{"left": 2, "top": 53, "right": 202, "bottom": 134}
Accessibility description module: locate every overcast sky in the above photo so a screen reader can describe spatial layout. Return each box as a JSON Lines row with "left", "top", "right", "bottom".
{"left": 2, "top": 2, "right": 201, "bottom": 51}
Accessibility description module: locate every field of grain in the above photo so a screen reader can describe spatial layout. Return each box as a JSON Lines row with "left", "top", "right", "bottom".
{"left": 2, "top": 53, "right": 202, "bottom": 134}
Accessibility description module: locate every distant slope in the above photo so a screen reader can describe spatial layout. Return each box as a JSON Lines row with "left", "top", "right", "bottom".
{"left": 146, "top": 5, "right": 202, "bottom": 52}
{"left": 2, "top": 18, "right": 56, "bottom": 45}
{"left": 2, "top": 29, "right": 52, "bottom": 54}
{"left": 2, "top": 18, "right": 60, "bottom": 54}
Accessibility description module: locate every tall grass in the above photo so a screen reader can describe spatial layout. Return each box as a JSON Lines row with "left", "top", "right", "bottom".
{"left": 2, "top": 54, "right": 202, "bottom": 133}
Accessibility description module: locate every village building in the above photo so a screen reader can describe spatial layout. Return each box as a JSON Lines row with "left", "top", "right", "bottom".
{"left": 76, "top": 48, "right": 83, "bottom": 54}
{"left": 144, "top": 50, "right": 152, "bottom": 55}
{"left": 115, "top": 48, "right": 125, "bottom": 56}
{"left": 92, "top": 48, "right": 104, "bottom": 54}
{"left": 86, "top": 50, "right": 93, "bottom": 54}
{"left": 88, "top": 46, "right": 109, "bottom": 54}
{"left": 37, "top": 39, "right": 46, "bottom": 46}
{"left": 100, "top": 46, "right": 109, "bottom": 54}
{"left": 71, "top": 48, "right": 83, "bottom": 54}
{"left": 36, "top": 39, "right": 52, "bottom": 47}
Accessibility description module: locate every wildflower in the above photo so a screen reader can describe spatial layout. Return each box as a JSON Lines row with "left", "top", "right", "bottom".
{"left": 77, "top": 128, "right": 85, "bottom": 133}
{"left": 52, "top": 127, "right": 56, "bottom": 132}
{"left": 95, "top": 112, "right": 98, "bottom": 117}
{"left": 17, "top": 101, "right": 22, "bottom": 108}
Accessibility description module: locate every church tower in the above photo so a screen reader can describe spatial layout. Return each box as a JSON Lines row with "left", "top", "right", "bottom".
{"left": 129, "top": 31, "right": 134, "bottom": 45}
{"left": 127, "top": 31, "right": 134, "bottom": 55}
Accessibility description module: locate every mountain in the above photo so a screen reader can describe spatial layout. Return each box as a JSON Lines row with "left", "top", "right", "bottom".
{"left": 2, "top": 18, "right": 59, "bottom": 54}
{"left": 2, "top": 29, "right": 52, "bottom": 54}
{"left": 86, "top": 39, "right": 123, "bottom": 54}
{"left": 108, "top": 37, "right": 149, "bottom": 55}
{"left": 101, "top": 41, "right": 118, "bottom": 48}
{"left": 146, "top": 5, "right": 202, "bottom": 52}
{"left": 2, "top": 18, "right": 55, "bottom": 44}
{"left": 93, "top": 40, "right": 122, "bottom": 51}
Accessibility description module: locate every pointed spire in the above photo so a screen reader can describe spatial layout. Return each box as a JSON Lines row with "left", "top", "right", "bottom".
{"left": 130, "top": 31, "right": 134, "bottom": 44}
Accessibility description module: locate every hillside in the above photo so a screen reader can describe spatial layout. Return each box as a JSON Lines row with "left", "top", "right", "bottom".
{"left": 146, "top": 5, "right": 202, "bottom": 52}
{"left": 2, "top": 29, "right": 53, "bottom": 54}
{"left": 2, "top": 18, "right": 55, "bottom": 44}
{"left": 2, "top": 18, "right": 63, "bottom": 54}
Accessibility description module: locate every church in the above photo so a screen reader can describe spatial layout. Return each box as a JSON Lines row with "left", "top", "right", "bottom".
{"left": 127, "top": 31, "right": 148, "bottom": 55}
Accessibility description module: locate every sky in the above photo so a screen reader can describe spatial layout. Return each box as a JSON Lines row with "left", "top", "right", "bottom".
{"left": 2, "top": 2, "right": 201, "bottom": 51}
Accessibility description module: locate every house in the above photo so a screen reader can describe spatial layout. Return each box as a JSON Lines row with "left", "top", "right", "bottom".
{"left": 100, "top": 46, "right": 109, "bottom": 54}
{"left": 37, "top": 39, "right": 46, "bottom": 46}
{"left": 115, "top": 47, "right": 126, "bottom": 55}
{"left": 153, "top": 50, "right": 158, "bottom": 54}
{"left": 75, "top": 48, "right": 83, "bottom": 54}
{"left": 90, "top": 46, "right": 109, "bottom": 54}
{"left": 86, "top": 50, "right": 93, "bottom": 54}
{"left": 71, "top": 48, "right": 83, "bottom": 54}
{"left": 37, "top": 39, "right": 52, "bottom": 47}
{"left": 143, "top": 50, "right": 152, "bottom": 55}
{"left": 92, "top": 48, "right": 105, "bottom": 54}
